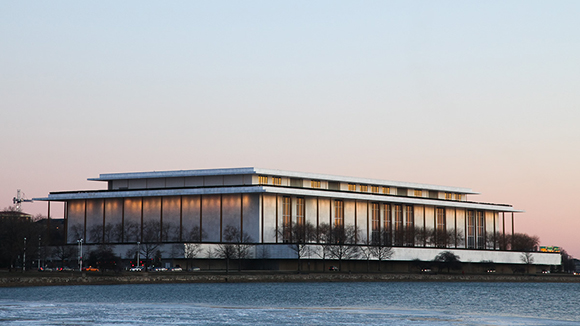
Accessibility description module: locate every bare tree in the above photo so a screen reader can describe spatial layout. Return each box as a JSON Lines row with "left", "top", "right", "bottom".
{"left": 315, "top": 223, "right": 331, "bottom": 270}
{"left": 369, "top": 229, "right": 394, "bottom": 272}
{"left": 216, "top": 225, "right": 253, "bottom": 272}
{"left": 424, "top": 228, "right": 463, "bottom": 249}
{"left": 485, "top": 231, "right": 502, "bottom": 250}
{"left": 181, "top": 225, "right": 205, "bottom": 270}
{"left": 521, "top": 252, "right": 534, "bottom": 274}
{"left": 139, "top": 220, "right": 163, "bottom": 270}
{"left": 509, "top": 233, "right": 540, "bottom": 252}
{"left": 52, "top": 245, "right": 77, "bottom": 268}
{"left": 124, "top": 221, "right": 140, "bottom": 242}
{"left": 109, "top": 222, "right": 123, "bottom": 243}
{"left": 277, "top": 221, "right": 316, "bottom": 272}
{"left": 68, "top": 224, "right": 84, "bottom": 242}
{"left": 323, "top": 224, "right": 360, "bottom": 271}
{"left": 184, "top": 225, "right": 206, "bottom": 243}
{"left": 88, "top": 224, "right": 103, "bottom": 243}
{"left": 206, "top": 247, "right": 215, "bottom": 270}
{"left": 161, "top": 222, "right": 179, "bottom": 242}
{"left": 434, "top": 251, "right": 462, "bottom": 273}
{"left": 432, "top": 228, "right": 450, "bottom": 248}
{"left": 184, "top": 243, "right": 203, "bottom": 270}
{"left": 448, "top": 229, "right": 465, "bottom": 249}
{"left": 215, "top": 241, "right": 235, "bottom": 273}
{"left": 414, "top": 226, "right": 429, "bottom": 248}
{"left": 360, "top": 239, "right": 373, "bottom": 272}
{"left": 560, "top": 249, "right": 574, "bottom": 273}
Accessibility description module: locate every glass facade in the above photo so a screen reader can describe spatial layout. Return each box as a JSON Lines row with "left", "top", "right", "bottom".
{"left": 282, "top": 196, "right": 291, "bottom": 242}
{"left": 296, "top": 197, "right": 305, "bottom": 226}
{"left": 371, "top": 203, "right": 380, "bottom": 244}
{"left": 394, "top": 204, "right": 403, "bottom": 246}
{"left": 384, "top": 204, "right": 392, "bottom": 246}
{"left": 467, "top": 210, "right": 475, "bottom": 249}
{"left": 405, "top": 205, "right": 414, "bottom": 246}
{"left": 477, "top": 211, "right": 485, "bottom": 249}
{"left": 55, "top": 171, "right": 515, "bottom": 256}
{"left": 334, "top": 200, "right": 344, "bottom": 228}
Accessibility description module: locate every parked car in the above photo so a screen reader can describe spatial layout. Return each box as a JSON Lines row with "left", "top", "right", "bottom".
{"left": 170, "top": 267, "right": 183, "bottom": 272}
{"left": 151, "top": 267, "right": 167, "bottom": 272}
{"left": 189, "top": 267, "right": 201, "bottom": 271}
{"left": 129, "top": 266, "right": 143, "bottom": 272}
{"left": 328, "top": 266, "right": 339, "bottom": 272}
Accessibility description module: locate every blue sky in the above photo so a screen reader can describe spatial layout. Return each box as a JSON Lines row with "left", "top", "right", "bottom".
{"left": 1, "top": 1, "right": 579, "bottom": 256}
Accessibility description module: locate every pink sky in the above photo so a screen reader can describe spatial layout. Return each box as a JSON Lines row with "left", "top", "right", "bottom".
{"left": 1, "top": 2, "right": 579, "bottom": 257}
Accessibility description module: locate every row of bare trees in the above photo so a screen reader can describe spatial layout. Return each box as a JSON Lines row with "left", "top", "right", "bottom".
{"left": 69, "top": 221, "right": 204, "bottom": 244}
{"left": 280, "top": 222, "right": 394, "bottom": 272}
{"left": 282, "top": 223, "right": 540, "bottom": 251}
{"left": 69, "top": 220, "right": 540, "bottom": 254}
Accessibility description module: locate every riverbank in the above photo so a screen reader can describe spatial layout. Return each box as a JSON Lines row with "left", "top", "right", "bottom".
{"left": 1, "top": 271, "right": 579, "bottom": 287}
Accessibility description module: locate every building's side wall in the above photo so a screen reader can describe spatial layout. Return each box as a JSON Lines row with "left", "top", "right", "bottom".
{"left": 67, "top": 200, "right": 85, "bottom": 243}
{"left": 162, "top": 196, "right": 180, "bottom": 241}
{"left": 182, "top": 196, "right": 201, "bottom": 241}
{"left": 305, "top": 197, "right": 318, "bottom": 231}
{"left": 65, "top": 193, "right": 512, "bottom": 258}
{"left": 104, "top": 198, "right": 123, "bottom": 243}
{"left": 86, "top": 199, "right": 103, "bottom": 243}
{"left": 201, "top": 195, "right": 221, "bottom": 242}
{"left": 357, "top": 201, "right": 369, "bottom": 243}
{"left": 455, "top": 208, "right": 466, "bottom": 248}
{"left": 123, "top": 198, "right": 141, "bottom": 242}
{"left": 344, "top": 200, "right": 355, "bottom": 231}
{"left": 242, "top": 194, "right": 260, "bottom": 243}
{"left": 262, "top": 194, "right": 277, "bottom": 243}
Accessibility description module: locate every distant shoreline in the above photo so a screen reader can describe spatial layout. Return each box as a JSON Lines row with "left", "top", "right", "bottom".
{"left": 1, "top": 271, "right": 579, "bottom": 287}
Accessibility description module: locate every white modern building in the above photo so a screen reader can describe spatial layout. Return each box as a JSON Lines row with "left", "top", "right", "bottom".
{"left": 35, "top": 167, "right": 561, "bottom": 269}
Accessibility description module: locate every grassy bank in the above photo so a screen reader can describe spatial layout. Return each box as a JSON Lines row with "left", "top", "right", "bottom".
{"left": 1, "top": 271, "right": 579, "bottom": 287}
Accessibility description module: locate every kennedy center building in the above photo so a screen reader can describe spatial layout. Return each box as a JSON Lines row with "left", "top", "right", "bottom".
{"left": 36, "top": 167, "right": 560, "bottom": 268}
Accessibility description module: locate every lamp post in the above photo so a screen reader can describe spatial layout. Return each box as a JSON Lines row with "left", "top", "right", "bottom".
{"left": 38, "top": 235, "right": 41, "bottom": 270}
{"left": 23, "top": 237, "right": 26, "bottom": 272}
{"left": 137, "top": 241, "right": 140, "bottom": 270}
{"left": 77, "top": 239, "right": 83, "bottom": 271}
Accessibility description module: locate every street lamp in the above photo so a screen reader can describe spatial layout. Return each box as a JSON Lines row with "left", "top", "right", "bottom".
{"left": 77, "top": 239, "right": 83, "bottom": 271}
{"left": 137, "top": 242, "right": 140, "bottom": 270}
{"left": 23, "top": 237, "right": 26, "bottom": 272}
{"left": 38, "top": 235, "right": 41, "bottom": 270}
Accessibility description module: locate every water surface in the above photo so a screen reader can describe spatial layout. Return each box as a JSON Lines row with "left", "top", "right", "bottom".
{"left": 1, "top": 282, "right": 578, "bottom": 325}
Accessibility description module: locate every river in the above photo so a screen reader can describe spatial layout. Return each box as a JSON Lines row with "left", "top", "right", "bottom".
{"left": 1, "top": 282, "right": 578, "bottom": 325}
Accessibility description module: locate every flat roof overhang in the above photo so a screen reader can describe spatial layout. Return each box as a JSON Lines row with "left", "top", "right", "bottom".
{"left": 87, "top": 167, "right": 479, "bottom": 195}
{"left": 34, "top": 185, "right": 521, "bottom": 213}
